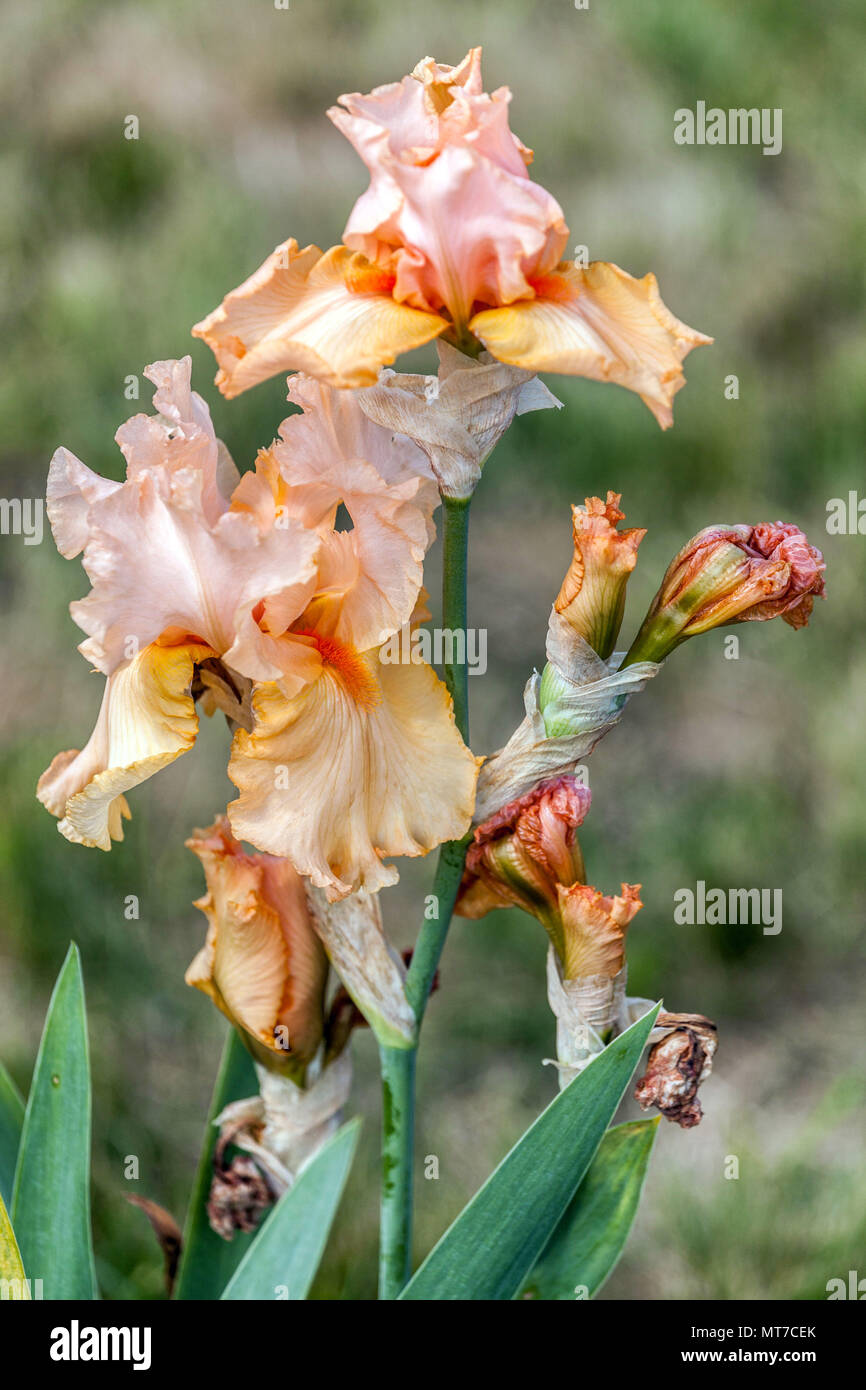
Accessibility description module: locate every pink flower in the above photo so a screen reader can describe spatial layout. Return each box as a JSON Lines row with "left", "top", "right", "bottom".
{"left": 624, "top": 519, "right": 826, "bottom": 664}
{"left": 193, "top": 50, "right": 711, "bottom": 427}
{"left": 38, "top": 361, "right": 478, "bottom": 898}
{"left": 330, "top": 49, "right": 568, "bottom": 326}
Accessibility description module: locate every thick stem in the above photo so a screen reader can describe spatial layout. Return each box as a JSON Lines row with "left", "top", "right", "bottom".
{"left": 404, "top": 834, "right": 471, "bottom": 1020}
{"left": 377, "top": 1043, "right": 416, "bottom": 1300}
{"left": 377, "top": 494, "right": 473, "bottom": 1298}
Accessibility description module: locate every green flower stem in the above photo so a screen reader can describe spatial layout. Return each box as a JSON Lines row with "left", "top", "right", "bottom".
{"left": 439, "top": 494, "right": 471, "bottom": 744}
{"left": 377, "top": 494, "right": 472, "bottom": 1299}
{"left": 377, "top": 1043, "right": 416, "bottom": 1300}
{"left": 406, "top": 494, "right": 472, "bottom": 1017}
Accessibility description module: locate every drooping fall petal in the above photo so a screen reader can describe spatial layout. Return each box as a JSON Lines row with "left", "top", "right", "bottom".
{"left": 470, "top": 261, "right": 712, "bottom": 428}
{"left": 185, "top": 816, "right": 328, "bottom": 1069}
{"left": 192, "top": 240, "right": 447, "bottom": 398}
{"left": 37, "top": 639, "right": 213, "bottom": 849}
{"left": 227, "top": 649, "right": 480, "bottom": 900}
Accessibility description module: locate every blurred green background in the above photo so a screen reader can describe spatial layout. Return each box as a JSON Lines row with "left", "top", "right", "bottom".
{"left": 1, "top": 0, "right": 864, "bottom": 1300}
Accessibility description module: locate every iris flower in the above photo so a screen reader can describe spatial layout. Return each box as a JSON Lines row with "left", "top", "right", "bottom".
{"left": 38, "top": 358, "right": 478, "bottom": 899}
{"left": 193, "top": 48, "right": 711, "bottom": 427}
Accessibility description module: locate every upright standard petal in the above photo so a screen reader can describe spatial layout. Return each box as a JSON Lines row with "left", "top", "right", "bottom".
{"left": 69, "top": 463, "right": 320, "bottom": 679}
{"left": 192, "top": 239, "right": 447, "bottom": 397}
{"left": 37, "top": 639, "right": 213, "bottom": 849}
{"left": 232, "top": 375, "right": 438, "bottom": 651}
{"left": 329, "top": 49, "right": 568, "bottom": 325}
{"left": 228, "top": 646, "right": 480, "bottom": 900}
{"left": 470, "top": 261, "right": 713, "bottom": 427}
{"left": 46, "top": 448, "right": 121, "bottom": 559}
{"left": 46, "top": 359, "right": 321, "bottom": 681}
{"left": 115, "top": 357, "right": 239, "bottom": 523}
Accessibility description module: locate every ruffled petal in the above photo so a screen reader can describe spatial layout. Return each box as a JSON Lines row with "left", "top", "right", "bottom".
{"left": 556, "top": 881, "right": 642, "bottom": 979}
{"left": 192, "top": 239, "right": 447, "bottom": 396}
{"left": 115, "top": 357, "right": 237, "bottom": 525}
{"left": 329, "top": 50, "right": 568, "bottom": 324}
{"left": 46, "top": 448, "right": 121, "bottom": 559}
{"left": 262, "top": 376, "right": 438, "bottom": 648}
{"left": 228, "top": 650, "right": 479, "bottom": 899}
{"left": 37, "top": 639, "right": 213, "bottom": 849}
{"left": 70, "top": 466, "right": 319, "bottom": 678}
{"left": 470, "top": 261, "right": 712, "bottom": 428}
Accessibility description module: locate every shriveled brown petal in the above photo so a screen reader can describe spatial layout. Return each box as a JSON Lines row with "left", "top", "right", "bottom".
{"left": 634, "top": 1013, "right": 718, "bottom": 1128}
{"left": 207, "top": 1130, "right": 275, "bottom": 1242}
{"left": 125, "top": 1195, "right": 183, "bottom": 1294}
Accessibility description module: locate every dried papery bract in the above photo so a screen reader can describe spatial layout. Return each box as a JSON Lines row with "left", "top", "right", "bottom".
{"left": 213, "top": 1050, "right": 354, "bottom": 1202}
{"left": 305, "top": 886, "right": 417, "bottom": 1049}
{"left": 474, "top": 609, "right": 658, "bottom": 823}
{"left": 357, "top": 342, "right": 562, "bottom": 499}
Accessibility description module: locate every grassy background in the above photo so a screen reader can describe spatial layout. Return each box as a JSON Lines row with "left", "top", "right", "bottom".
{"left": 1, "top": 0, "right": 864, "bottom": 1299}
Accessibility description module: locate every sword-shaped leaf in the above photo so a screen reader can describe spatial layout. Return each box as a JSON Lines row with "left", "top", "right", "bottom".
{"left": 520, "top": 1117, "right": 659, "bottom": 1300}
{"left": 400, "top": 1005, "right": 659, "bottom": 1300}
{"left": 221, "top": 1118, "right": 360, "bottom": 1301}
{"left": 12, "top": 943, "right": 97, "bottom": 1299}
{"left": 0, "top": 1062, "right": 25, "bottom": 1209}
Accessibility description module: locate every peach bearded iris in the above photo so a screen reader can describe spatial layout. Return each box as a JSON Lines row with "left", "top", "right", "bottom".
{"left": 37, "top": 359, "right": 478, "bottom": 899}
{"left": 193, "top": 48, "right": 711, "bottom": 427}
